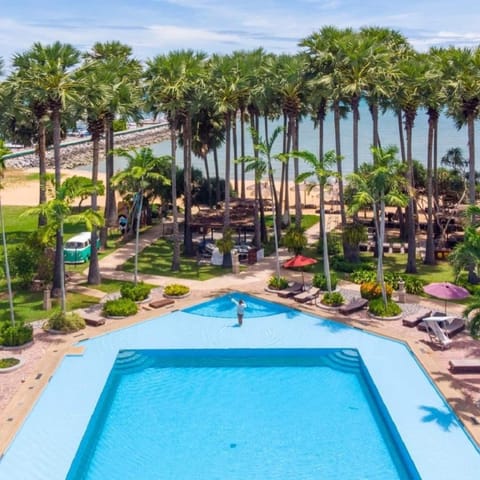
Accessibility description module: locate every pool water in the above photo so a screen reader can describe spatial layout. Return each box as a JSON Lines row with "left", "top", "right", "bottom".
{"left": 67, "top": 349, "right": 417, "bottom": 480}
{"left": 184, "top": 293, "right": 291, "bottom": 318}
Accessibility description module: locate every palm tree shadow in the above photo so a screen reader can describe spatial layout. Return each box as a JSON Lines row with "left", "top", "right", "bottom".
{"left": 419, "top": 405, "right": 459, "bottom": 431}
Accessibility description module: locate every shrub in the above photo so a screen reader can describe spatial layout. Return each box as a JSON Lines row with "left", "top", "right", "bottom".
{"left": 0, "top": 321, "right": 33, "bottom": 347}
{"left": 330, "top": 256, "right": 362, "bottom": 274}
{"left": 46, "top": 312, "right": 85, "bottom": 333}
{"left": 316, "top": 233, "right": 342, "bottom": 256}
{"left": 268, "top": 276, "right": 289, "bottom": 290}
{"left": 349, "top": 268, "right": 376, "bottom": 284}
{"left": 368, "top": 298, "right": 402, "bottom": 317}
{"left": 360, "top": 281, "right": 393, "bottom": 300}
{"left": 120, "top": 282, "right": 152, "bottom": 302}
{"left": 313, "top": 272, "right": 338, "bottom": 291}
{"left": 8, "top": 243, "right": 40, "bottom": 288}
{"left": 102, "top": 298, "right": 138, "bottom": 317}
{"left": 321, "top": 291, "right": 344, "bottom": 307}
{"left": 403, "top": 276, "right": 425, "bottom": 295}
{"left": 164, "top": 284, "right": 190, "bottom": 297}
{"left": 0, "top": 357, "right": 20, "bottom": 368}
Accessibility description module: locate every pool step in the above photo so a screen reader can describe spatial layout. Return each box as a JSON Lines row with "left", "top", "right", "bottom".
{"left": 324, "top": 349, "right": 361, "bottom": 374}
{"left": 113, "top": 350, "right": 155, "bottom": 374}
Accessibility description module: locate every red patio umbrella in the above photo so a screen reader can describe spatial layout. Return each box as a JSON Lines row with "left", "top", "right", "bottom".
{"left": 423, "top": 282, "right": 469, "bottom": 313}
{"left": 282, "top": 255, "right": 318, "bottom": 288}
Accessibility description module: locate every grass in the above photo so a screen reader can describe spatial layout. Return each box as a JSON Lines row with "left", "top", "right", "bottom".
{"left": 80, "top": 278, "right": 156, "bottom": 294}
{"left": 0, "top": 290, "right": 99, "bottom": 323}
{"left": 122, "top": 238, "right": 226, "bottom": 280}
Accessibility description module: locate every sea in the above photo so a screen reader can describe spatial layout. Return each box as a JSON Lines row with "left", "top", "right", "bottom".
{"left": 80, "top": 102, "right": 480, "bottom": 180}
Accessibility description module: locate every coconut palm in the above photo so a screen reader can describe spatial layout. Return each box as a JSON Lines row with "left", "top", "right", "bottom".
{"left": 294, "top": 150, "right": 339, "bottom": 293}
{"left": 347, "top": 146, "right": 408, "bottom": 305}
{"left": 111, "top": 147, "right": 171, "bottom": 284}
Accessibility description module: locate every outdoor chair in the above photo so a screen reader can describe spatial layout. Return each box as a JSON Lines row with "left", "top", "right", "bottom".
{"left": 277, "top": 282, "right": 303, "bottom": 298}
{"left": 449, "top": 359, "right": 480, "bottom": 374}
{"left": 402, "top": 308, "right": 432, "bottom": 327}
{"left": 338, "top": 297, "right": 368, "bottom": 315}
{"left": 293, "top": 287, "right": 320, "bottom": 304}
{"left": 423, "top": 317, "right": 453, "bottom": 350}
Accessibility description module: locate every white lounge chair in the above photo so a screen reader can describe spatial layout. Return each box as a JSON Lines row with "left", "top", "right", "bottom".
{"left": 423, "top": 317, "right": 453, "bottom": 350}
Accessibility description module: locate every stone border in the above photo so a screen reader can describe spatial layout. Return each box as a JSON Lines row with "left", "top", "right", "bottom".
{"left": 367, "top": 312, "right": 403, "bottom": 321}
{"left": 163, "top": 291, "right": 191, "bottom": 300}
{"left": 0, "top": 340, "right": 34, "bottom": 351}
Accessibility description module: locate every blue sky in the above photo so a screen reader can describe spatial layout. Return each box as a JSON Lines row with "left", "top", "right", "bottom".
{"left": 1, "top": 0, "right": 479, "bottom": 68}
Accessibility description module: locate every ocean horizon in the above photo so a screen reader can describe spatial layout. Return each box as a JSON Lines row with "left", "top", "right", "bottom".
{"left": 78, "top": 103, "right": 480, "bottom": 180}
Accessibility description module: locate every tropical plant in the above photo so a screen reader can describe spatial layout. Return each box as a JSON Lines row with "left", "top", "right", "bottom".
{"left": 0, "top": 321, "right": 33, "bottom": 347}
{"left": 368, "top": 298, "right": 402, "bottom": 317}
{"left": 347, "top": 146, "right": 407, "bottom": 305}
{"left": 102, "top": 298, "right": 138, "bottom": 317}
{"left": 112, "top": 147, "right": 171, "bottom": 284}
{"left": 313, "top": 272, "right": 338, "bottom": 291}
{"left": 463, "top": 294, "right": 480, "bottom": 338}
{"left": 216, "top": 228, "right": 235, "bottom": 268}
{"left": 282, "top": 225, "right": 307, "bottom": 255}
{"left": 163, "top": 284, "right": 190, "bottom": 297}
{"left": 295, "top": 149, "right": 339, "bottom": 292}
{"left": 268, "top": 276, "right": 289, "bottom": 290}
{"left": 321, "top": 291, "right": 344, "bottom": 307}
{"left": 45, "top": 311, "right": 85, "bottom": 333}
{"left": 120, "top": 282, "right": 152, "bottom": 302}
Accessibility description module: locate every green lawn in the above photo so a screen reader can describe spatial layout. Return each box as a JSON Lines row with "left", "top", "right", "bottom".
{"left": 122, "top": 238, "right": 227, "bottom": 280}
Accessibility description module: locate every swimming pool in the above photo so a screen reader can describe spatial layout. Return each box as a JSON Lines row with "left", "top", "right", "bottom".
{"left": 67, "top": 349, "right": 417, "bottom": 479}
{"left": 1, "top": 293, "right": 479, "bottom": 479}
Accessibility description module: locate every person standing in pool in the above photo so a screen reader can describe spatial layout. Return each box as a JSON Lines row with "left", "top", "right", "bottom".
{"left": 231, "top": 297, "right": 247, "bottom": 326}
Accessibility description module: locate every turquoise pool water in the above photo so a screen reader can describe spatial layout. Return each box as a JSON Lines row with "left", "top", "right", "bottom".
{"left": 184, "top": 293, "right": 290, "bottom": 318}
{"left": 1, "top": 292, "right": 480, "bottom": 479}
{"left": 67, "top": 349, "right": 417, "bottom": 479}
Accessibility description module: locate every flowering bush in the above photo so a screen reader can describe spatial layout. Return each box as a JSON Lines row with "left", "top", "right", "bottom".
{"left": 360, "top": 281, "right": 392, "bottom": 300}
{"left": 164, "top": 284, "right": 190, "bottom": 297}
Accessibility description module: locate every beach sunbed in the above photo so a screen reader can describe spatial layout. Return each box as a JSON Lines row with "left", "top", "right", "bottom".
{"left": 449, "top": 359, "right": 480, "bottom": 374}
{"left": 277, "top": 282, "right": 303, "bottom": 298}
{"left": 423, "top": 317, "right": 453, "bottom": 350}
{"left": 418, "top": 314, "right": 465, "bottom": 337}
{"left": 402, "top": 308, "right": 432, "bottom": 327}
{"left": 149, "top": 298, "right": 175, "bottom": 309}
{"left": 338, "top": 297, "right": 368, "bottom": 315}
{"left": 293, "top": 287, "right": 320, "bottom": 304}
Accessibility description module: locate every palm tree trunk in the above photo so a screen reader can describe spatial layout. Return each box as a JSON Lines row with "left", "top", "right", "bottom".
{"left": 223, "top": 112, "right": 232, "bottom": 230}
{"left": 134, "top": 189, "right": 143, "bottom": 285}
{"left": 352, "top": 95, "right": 359, "bottom": 172}
{"left": 240, "top": 106, "right": 246, "bottom": 199}
{"left": 183, "top": 113, "right": 194, "bottom": 256}
{"left": 88, "top": 129, "right": 101, "bottom": 285}
{"left": 104, "top": 113, "right": 117, "bottom": 229}
{"left": 37, "top": 119, "right": 47, "bottom": 227}
{"left": 397, "top": 109, "right": 406, "bottom": 163}
{"left": 405, "top": 115, "right": 417, "bottom": 274}
{"left": 170, "top": 123, "right": 180, "bottom": 271}
{"left": 467, "top": 115, "right": 476, "bottom": 205}
{"left": 0, "top": 195, "right": 15, "bottom": 324}
{"left": 333, "top": 101, "right": 346, "bottom": 229}
{"left": 424, "top": 110, "right": 437, "bottom": 265}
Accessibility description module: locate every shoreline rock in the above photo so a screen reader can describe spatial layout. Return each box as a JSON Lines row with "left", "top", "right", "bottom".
{"left": 5, "top": 124, "right": 171, "bottom": 170}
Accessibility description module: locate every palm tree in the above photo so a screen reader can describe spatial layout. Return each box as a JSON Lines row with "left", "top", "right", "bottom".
{"left": 0, "top": 140, "right": 15, "bottom": 324}
{"left": 85, "top": 42, "right": 143, "bottom": 238}
{"left": 111, "top": 147, "right": 171, "bottom": 284}
{"left": 12, "top": 42, "right": 82, "bottom": 298}
{"left": 441, "top": 46, "right": 480, "bottom": 207}
{"left": 22, "top": 178, "right": 103, "bottom": 313}
{"left": 145, "top": 50, "right": 207, "bottom": 268}
{"left": 347, "top": 146, "right": 408, "bottom": 305}
{"left": 294, "top": 149, "right": 339, "bottom": 293}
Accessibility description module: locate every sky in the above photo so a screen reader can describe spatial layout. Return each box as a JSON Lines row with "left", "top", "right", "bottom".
{"left": 1, "top": 0, "right": 479, "bottom": 69}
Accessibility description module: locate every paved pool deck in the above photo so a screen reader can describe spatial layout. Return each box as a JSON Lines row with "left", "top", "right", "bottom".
{"left": 1, "top": 222, "right": 480, "bottom": 477}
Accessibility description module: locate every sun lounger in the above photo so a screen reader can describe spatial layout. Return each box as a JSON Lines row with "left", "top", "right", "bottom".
{"left": 293, "top": 287, "right": 320, "bottom": 304}
{"left": 76, "top": 307, "right": 106, "bottom": 327}
{"left": 418, "top": 314, "right": 465, "bottom": 337}
{"left": 449, "top": 359, "right": 480, "bottom": 374}
{"left": 338, "top": 297, "right": 368, "bottom": 315}
{"left": 149, "top": 298, "right": 175, "bottom": 309}
{"left": 423, "top": 317, "right": 453, "bottom": 350}
{"left": 402, "top": 308, "right": 432, "bottom": 327}
{"left": 277, "top": 282, "right": 303, "bottom": 298}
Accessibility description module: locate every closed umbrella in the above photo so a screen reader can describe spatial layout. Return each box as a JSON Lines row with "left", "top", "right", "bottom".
{"left": 282, "top": 254, "right": 317, "bottom": 288}
{"left": 423, "top": 282, "right": 469, "bottom": 313}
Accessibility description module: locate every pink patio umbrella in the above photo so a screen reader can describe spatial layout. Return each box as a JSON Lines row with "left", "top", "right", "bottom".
{"left": 423, "top": 282, "right": 469, "bottom": 313}
{"left": 282, "top": 254, "right": 318, "bottom": 288}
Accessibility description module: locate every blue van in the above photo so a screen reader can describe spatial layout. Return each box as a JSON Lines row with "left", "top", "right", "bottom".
{"left": 64, "top": 232, "right": 99, "bottom": 264}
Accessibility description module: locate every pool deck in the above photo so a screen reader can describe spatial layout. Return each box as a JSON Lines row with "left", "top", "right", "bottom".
{"left": 1, "top": 222, "right": 480, "bottom": 473}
